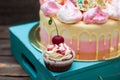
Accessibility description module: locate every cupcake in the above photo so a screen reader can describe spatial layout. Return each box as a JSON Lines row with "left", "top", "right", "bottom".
{"left": 43, "top": 43, "right": 75, "bottom": 72}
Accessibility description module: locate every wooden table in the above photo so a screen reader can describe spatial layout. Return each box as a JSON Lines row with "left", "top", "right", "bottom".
{"left": 0, "top": 26, "right": 31, "bottom": 80}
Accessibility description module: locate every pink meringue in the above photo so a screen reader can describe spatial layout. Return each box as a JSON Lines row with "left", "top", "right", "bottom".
{"left": 84, "top": 7, "right": 109, "bottom": 24}
{"left": 105, "top": 0, "right": 120, "bottom": 20}
{"left": 40, "top": 0, "right": 45, "bottom": 5}
{"left": 57, "top": 0, "right": 82, "bottom": 23}
{"left": 41, "top": 0, "right": 62, "bottom": 16}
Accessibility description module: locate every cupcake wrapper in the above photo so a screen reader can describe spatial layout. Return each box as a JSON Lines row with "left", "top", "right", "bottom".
{"left": 43, "top": 54, "right": 74, "bottom": 72}
{"left": 44, "top": 61, "right": 72, "bottom": 72}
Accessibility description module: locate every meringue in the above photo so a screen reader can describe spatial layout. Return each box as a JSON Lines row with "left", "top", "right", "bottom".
{"left": 84, "top": 7, "right": 109, "bottom": 24}
{"left": 41, "top": 0, "right": 62, "bottom": 16}
{"left": 57, "top": 0, "right": 83, "bottom": 23}
{"left": 40, "top": 0, "right": 45, "bottom": 5}
{"left": 105, "top": 0, "right": 120, "bottom": 20}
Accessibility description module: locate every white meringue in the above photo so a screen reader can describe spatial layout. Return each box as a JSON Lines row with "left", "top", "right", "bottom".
{"left": 57, "top": 0, "right": 82, "bottom": 23}
{"left": 105, "top": 0, "right": 120, "bottom": 20}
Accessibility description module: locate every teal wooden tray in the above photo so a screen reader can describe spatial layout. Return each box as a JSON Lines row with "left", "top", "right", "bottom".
{"left": 9, "top": 22, "right": 120, "bottom": 80}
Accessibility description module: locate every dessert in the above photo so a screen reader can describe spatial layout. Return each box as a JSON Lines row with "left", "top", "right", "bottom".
{"left": 43, "top": 43, "right": 75, "bottom": 72}
{"left": 39, "top": 0, "right": 120, "bottom": 61}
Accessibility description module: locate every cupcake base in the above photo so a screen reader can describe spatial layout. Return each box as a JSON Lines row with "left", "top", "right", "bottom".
{"left": 43, "top": 54, "right": 74, "bottom": 72}
{"left": 44, "top": 61, "right": 72, "bottom": 72}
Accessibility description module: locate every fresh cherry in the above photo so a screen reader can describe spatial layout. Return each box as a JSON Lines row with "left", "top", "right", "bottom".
{"left": 52, "top": 35, "right": 64, "bottom": 45}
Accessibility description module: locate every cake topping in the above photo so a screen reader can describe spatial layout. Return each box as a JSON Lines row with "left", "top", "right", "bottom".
{"left": 45, "top": 43, "right": 74, "bottom": 61}
{"left": 41, "top": 0, "right": 62, "bottom": 16}
{"left": 57, "top": 0, "right": 83, "bottom": 23}
{"left": 83, "top": 6, "right": 109, "bottom": 24}
{"left": 48, "top": 17, "right": 64, "bottom": 44}
{"left": 104, "top": 0, "right": 120, "bottom": 20}
{"left": 52, "top": 35, "right": 64, "bottom": 45}
{"left": 76, "top": 0, "right": 111, "bottom": 11}
{"left": 41, "top": 0, "right": 119, "bottom": 24}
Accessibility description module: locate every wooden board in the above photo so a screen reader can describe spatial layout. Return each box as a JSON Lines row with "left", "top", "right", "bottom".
{"left": 0, "top": 26, "right": 31, "bottom": 80}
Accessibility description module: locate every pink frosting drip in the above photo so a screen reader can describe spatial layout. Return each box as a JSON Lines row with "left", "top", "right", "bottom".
{"left": 66, "top": 37, "right": 118, "bottom": 53}
{"left": 40, "top": 27, "right": 118, "bottom": 53}
{"left": 84, "top": 7, "right": 109, "bottom": 24}
{"left": 40, "top": 27, "right": 49, "bottom": 46}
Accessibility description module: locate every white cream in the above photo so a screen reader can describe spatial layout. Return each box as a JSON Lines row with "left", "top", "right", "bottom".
{"left": 45, "top": 43, "right": 74, "bottom": 61}
{"left": 105, "top": 0, "right": 120, "bottom": 20}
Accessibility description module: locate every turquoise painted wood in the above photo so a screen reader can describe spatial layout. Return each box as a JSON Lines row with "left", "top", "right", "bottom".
{"left": 9, "top": 22, "right": 120, "bottom": 80}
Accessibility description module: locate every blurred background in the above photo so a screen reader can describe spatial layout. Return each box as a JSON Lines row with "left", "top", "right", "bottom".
{"left": 0, "top": 0, "right": 40, "bottom": 25}
{"left": 0, "top": 0, "right": 39, "bottom": 80}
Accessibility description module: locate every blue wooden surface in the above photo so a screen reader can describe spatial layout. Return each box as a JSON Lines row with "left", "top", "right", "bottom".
{"left": 9, "top": 22, "right": 120, "bottom": 80}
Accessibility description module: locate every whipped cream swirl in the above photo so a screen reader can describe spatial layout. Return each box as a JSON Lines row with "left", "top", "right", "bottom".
{"left": 45, "top": 43, "right": 74, "bottom": 61}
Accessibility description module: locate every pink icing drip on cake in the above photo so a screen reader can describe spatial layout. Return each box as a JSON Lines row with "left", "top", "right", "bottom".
{"left": 40, "top": 27, "right": 119, "bottom": 60}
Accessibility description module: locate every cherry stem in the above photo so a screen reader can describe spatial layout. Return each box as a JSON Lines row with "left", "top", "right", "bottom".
{"left": 52, "top": 18, "right": 59, "bottom": 35}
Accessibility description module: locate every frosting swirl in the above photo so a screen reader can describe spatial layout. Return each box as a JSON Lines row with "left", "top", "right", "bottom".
{"left": 45, "top": 43, "right": 74, "bottom": 61}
